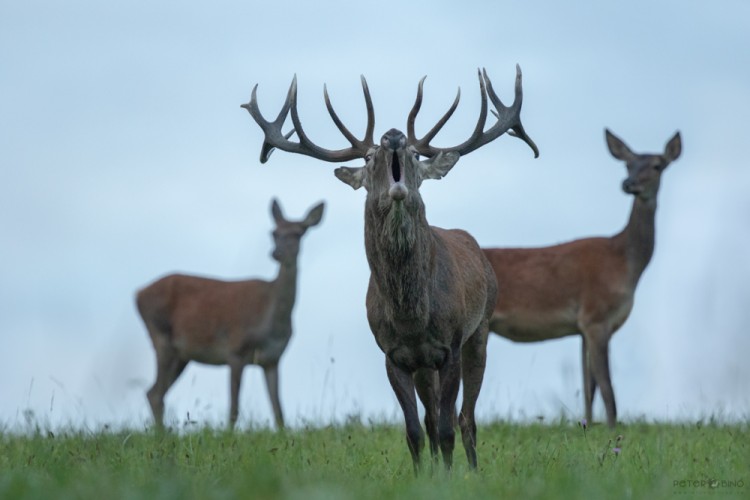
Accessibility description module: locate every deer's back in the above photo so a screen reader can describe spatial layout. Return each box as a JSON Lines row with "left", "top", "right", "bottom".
{"left": 482, "top": 236, "right": 632, "bottom": 341}
{"left": 136, "top": 274, "right": 274, "bottom": 362}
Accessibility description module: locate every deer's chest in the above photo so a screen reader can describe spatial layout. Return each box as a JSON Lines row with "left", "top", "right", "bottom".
{"left": 368, "top": 316, "right": 454, "bottom": 372}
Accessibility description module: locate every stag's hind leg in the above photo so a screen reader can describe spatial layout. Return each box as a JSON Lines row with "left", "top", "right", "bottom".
{"left": 414, "top": 368, "right": 439, "bottom": 468}
{"left": 458, "top": 325, "right": 489, "bottom": 469}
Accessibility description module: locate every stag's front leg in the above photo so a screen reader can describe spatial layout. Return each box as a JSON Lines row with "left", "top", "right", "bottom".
{"left": 459, "top": 325, "right": 488, "bottom": 469}
{"left": 386, "top": 357, "right": 423, "bottom": 475}
{"left": 437, "top": 346, "right": 462, "bottom": 471}
{"left": 414, "top": 368, "right": 440, "bottom": 470}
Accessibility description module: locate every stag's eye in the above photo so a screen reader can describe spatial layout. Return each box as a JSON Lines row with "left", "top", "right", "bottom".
{"left": 365, "top": 154, "right": 372, "bottom": 162}
{"left": 413, "top": 152, "right": 419, "bottom": 160}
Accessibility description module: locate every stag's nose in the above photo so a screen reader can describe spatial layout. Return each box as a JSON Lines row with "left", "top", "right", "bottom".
{"left": 381, "top": 128, "right": 407, "bottom": 151}
{"left": 622, "top": 178, "right": 636, "bottom": 193}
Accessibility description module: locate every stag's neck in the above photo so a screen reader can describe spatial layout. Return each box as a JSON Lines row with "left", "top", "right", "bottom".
{"left": 364, "top": 197, "right": 432, "bottom": 323}
{"left": 268, "top": 262, "right": 298, "bottom": 336}
{"left": 615, "top": 196, "right": 657, "bottom": 284}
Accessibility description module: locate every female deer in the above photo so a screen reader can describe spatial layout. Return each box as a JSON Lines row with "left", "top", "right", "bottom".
{"left": 136, "top": 198, "right": 324, "bottom": 429}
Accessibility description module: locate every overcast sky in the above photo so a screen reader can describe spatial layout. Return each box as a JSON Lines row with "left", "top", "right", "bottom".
{"left": 2, "top": 1, "right": 749, "bottom": 431}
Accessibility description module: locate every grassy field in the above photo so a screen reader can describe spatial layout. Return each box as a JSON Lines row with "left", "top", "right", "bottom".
{"left": 0, "top": 419, "right": 747, "bottom": 499}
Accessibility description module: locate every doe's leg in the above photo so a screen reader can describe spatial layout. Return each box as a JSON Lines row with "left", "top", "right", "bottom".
{"left": 229, "top": 360, "right": 245, "bottom": 429}
{"left": 263, "top": 363, "right": 285, "bottom": 430}
{"left": 582, "top": 326, "right": 617, "bottom": 428}
{"left": 581, "top": 335, "right": 597, "bottom": 424}
{"left": 147, "top": 335, "right": 187, "bottom": 429}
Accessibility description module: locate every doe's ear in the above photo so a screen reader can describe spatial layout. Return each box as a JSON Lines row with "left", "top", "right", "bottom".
{"left": 334, "top": 166, "right": 366, "bottom": 190}
{"left": 605, "top": 129, "right": 635, "bottom": 162}
{"left": 301, "top": 201, "right": 325, "bottom": 228}
{"left": 420, "top": 151, "right": 460, "bottom": 181}
{"left": 271, "top": 198, "right": 286, "bottom": 224}
{"left": 664, "top": 131, "right": 682, "bottom": 163}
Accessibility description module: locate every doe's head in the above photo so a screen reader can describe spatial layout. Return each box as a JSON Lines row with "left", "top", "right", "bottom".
{"left": 605, "top": 129, "right": 682, "bottom": 200}
{"left": 270, "top": 198, "right": 325, "bottom": 264}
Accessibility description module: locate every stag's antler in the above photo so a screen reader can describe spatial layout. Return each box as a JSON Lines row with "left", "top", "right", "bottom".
{"left": 241, "top": 75, "right": 375, "bottom": 163}
{"left": 242, "top": 66, "right": 538, "bottom": 163}
{"left": 407, "top": 65, "right": 539, "bottom": 158}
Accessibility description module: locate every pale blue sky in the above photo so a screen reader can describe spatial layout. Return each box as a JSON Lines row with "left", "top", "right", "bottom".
{"left": 1, "top": 1, "right": 748, "bottom": 429}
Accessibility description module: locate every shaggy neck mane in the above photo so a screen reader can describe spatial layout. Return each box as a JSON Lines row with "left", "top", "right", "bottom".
{"left": 364, "top": 193, "right": 433, "bottom": 322}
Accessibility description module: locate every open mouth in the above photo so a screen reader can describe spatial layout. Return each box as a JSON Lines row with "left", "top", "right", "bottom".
{"left": 387, "top": 151, "right": 408, "bottom": 201}
{"left": 391, "top": 151, "right": 402, "bottom": 182}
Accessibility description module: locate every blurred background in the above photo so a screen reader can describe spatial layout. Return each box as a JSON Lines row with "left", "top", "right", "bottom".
{"left": 2, "top": 1, "right": 748, "bottom": 430}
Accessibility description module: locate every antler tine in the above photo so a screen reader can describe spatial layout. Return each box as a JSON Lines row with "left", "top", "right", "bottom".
{"left": 324, "top": 84, "right": 360, "bottom": 148}
{"left": 485, "top": 65, "right": 539, "bottom": 158}
{"left": 408, "top": 66, "right": 538, "bottom": 158}
{"left": 260, "top": 129, "right": 296, "bottom": 162}
{"left": 240, "top": 78, "right": 298, "bottom": 163}
{"left": 275, "top": 76, "right": 296, "bottom": 125}
{"left": 241, "top": 76, "right": 371, "bottom": 164}
{"left": 323, "top": 76, "right": 376, "bottom": 151}
{"left": 360, "top": 75, "right": 375, "bottom": 147}
{"left": 429, "top": 69, "right": 490, "bottom": 156}
{"left": 406, "top": 76, "right": 426, "bottom": 143}
{"left": 408, "top": 76, "right": 463, "bottom": 157}
{"left": 288, "top": 81, "right": 319, "bottom": 157}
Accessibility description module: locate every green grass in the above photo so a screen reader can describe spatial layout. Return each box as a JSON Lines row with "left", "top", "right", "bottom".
{"left": 0, "top": 419, "right": 747, "bottom": 499}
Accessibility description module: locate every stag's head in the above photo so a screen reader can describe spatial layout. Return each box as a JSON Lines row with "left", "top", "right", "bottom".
{"left": 333, "top": 128, "right": 459, "bottom": 207}
{"left": 269, "top": 198, "right": 325, "bottom": 265}
{"left": 606, "top": 129, "right": 682, "bottom": 201}
{"left": 244, "top": 67, "right": 538, "bottom": 253}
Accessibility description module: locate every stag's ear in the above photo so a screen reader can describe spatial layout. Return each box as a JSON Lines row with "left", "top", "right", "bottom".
{"left": 334, "top": 166, "right": 366, "bottom": 190}
{"left": 301, "top": 202, "right": 325, "bottom": 228}
{"left": 271, "top": 198, "right": 286, "bottom": 224}
{"left": 663, "top": 131, "right": 682, "bottom": 164}
{"left": 605, "top": 129, "right": 635, "bottom": 162}
{"left": 420, "top": 151, "right": 460, "bottom": 181}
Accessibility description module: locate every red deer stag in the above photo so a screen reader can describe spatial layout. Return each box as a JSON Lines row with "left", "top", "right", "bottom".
{"left": 136, "top": 198, "right": 324, "bottom": 429}
{"left": 482, "top": 130, "right": 682, "bottom": 428}
{"left": 242, "top": 66, "right": 538, "bottom": 472}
